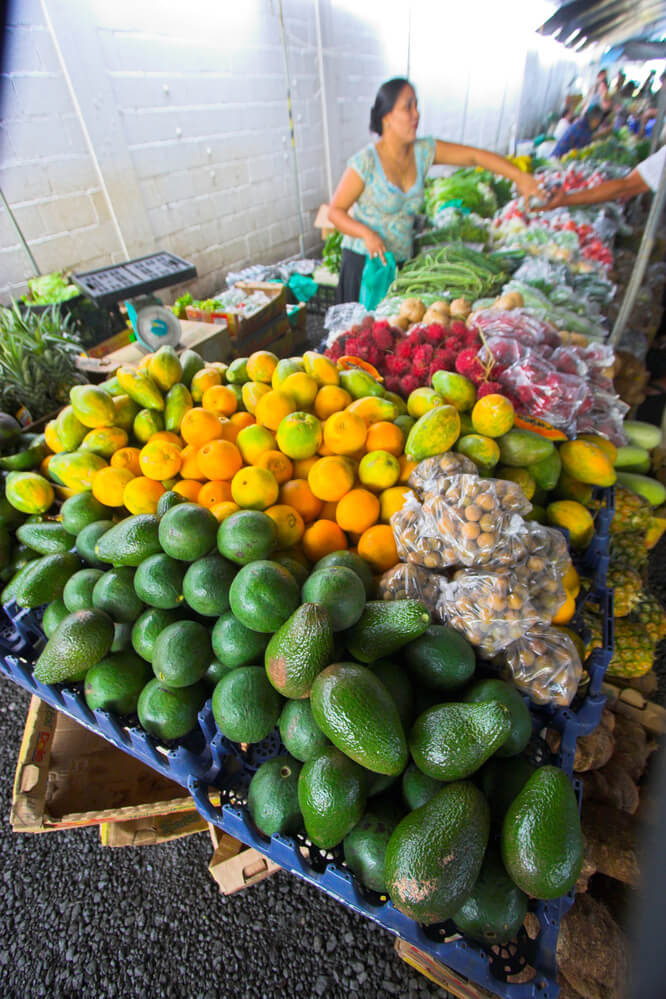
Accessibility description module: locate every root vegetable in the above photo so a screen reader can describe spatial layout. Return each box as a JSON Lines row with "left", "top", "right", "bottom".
{"left": 399, "top": 298, "right": 426, "bottom": 323}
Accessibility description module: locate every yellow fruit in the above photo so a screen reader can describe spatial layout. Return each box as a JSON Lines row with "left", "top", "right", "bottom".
{"left": 139, "top": 440, "right": 182, "bottom": 481}
{"left": 265, "top": 504, "right": 305, "bottom": 548}
{"left": 346, "top": 397, "right": 398, "bottom": 425}
{"left": 48, "top": 451, "right": 107, "bottom": 493}
{"left": 56, "top": 405, "right": 87, "bottom": 450}
{"left": 254, "top": 389, "right": 297, "bottom": 431}
{"left": 308, "top": 456, "right": 355, "bottom": 502}
{"left": 116, "top": 367, "right": 164, "bottom": 411}
{"left": 303, "top": 351, "right": 340, "bottom": 386}
{"left": 149, "top": 431, "right": 183, "bottom": 449}
{"left": 277, "top": 412, "right": 323, "bottom": 460}
{"left": 5, "top": 471, "right": 54, "bottom": 515}
{"left": 197, "top": 480, "right": 233, "bottom": 508}
{"left": 92, "top": 467, "right": 134, "bottom": 507}
{"left": 210, "top": 501, "right": 241, "bottom": 523}
{"left": 551, "top": 593, "right": 576, "bottom": 625}
{"left": 546, "top": 500, "right": 595, "bottom": 550}
{"left": 272, "top": 357, "right": 304, "bottom": 390}
{"left": 70, "top": 385, "right": 117, "bottom": 429}
{"left": 123, "top": 476, "right": 165, "bottom": 514}
{"left": 314, "top": 385, "right": 353, "bottom": 420}
{"left": 246, "top": 351, "right": 279, "bottom": 384}
{"left": 559, "top": 440, "right": 616, "bottom": 487}
{"left": 241, "top": 381, "right": 271, "bottom": 415}
{"left": 44, "top": 420, "right": 64, "bottom": 454}
{"left": 190, "top": 367, "right": 222, "bottom": 403}
{"left": 358, "top": 450, "right": 400, "bottom": 492}
{"left": 80, "top": 426, "right": 129, "bottom": 459}
{"left": 173, "top": 479, "right": 202, "bottom": 502}
{"left": 471, "top": 394, "right": 515, "bottom": 438}
{"left": 113, "top": 395, "right": 140, "bottom": 433}
{"left": 133, "top": 409, "right": 165, "bottom": 444}
{"left": 323, "top": 411, "right": 367, "bottom": 456}
{"left": 148, "top": 347, "right": 183, "bottom": 392}
{"left": 236, "top": 424, "right": 276, "bottom": 464}
{"left": 407, "top": 387, "right": 443, "bottom": 419}
{"left": 111, "top": 447, "right": 142, "bottom": 476}
{"left": 231, "top": 466, "right": 279, "bottom": 510}
{"left": 379, "top": 486, "right": 414, "bottom": 522}
{"left": 202, "top": 384, "right": 238, "bottom": 417}
{"left": 279, "top": 372, "right": 318, "bottom": 409}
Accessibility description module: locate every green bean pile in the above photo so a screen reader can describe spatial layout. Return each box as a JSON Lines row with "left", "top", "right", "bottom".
{"left": 389, "top": 244, "right": 506, "bottom": 300}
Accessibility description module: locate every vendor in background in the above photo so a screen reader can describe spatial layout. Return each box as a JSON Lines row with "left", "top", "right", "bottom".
{"left": 542, "top": 143, "right": 666, "bottom": 209}
{"left": 552, "top": 103, "right": 605, "bottom": 158}
{"left": 553, "top": 105, "right": 576, "bottom": 143}
{"left": 328, "top": 77, "right": 539, "bottom": 304}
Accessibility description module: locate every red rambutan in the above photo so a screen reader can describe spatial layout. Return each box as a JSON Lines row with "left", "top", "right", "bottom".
{"left": 476, "top": 381, "right": 504, "bottom": 399}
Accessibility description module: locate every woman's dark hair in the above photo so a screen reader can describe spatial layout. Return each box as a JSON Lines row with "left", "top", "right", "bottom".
{"left": 369, "top": 77, "right": 414, "bottom": 134}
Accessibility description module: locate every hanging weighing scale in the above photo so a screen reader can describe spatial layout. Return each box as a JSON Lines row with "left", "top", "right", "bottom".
{"left": 72, "top": 251, "right": 197, "bottom": 353}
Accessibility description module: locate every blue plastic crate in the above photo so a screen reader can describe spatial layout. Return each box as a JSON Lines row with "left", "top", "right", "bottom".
{"left": 0, "top": 605, "right": 29, "bottom": 657}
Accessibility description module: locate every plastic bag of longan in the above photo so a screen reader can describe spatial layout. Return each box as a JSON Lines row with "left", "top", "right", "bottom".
{"left": 377, "top": 562, "right": 444, "bottom": 618}
{"left": 513, "top": 522, "right": 571, "bottom": 623}
{"left": 437, "top": 568, "right": 540, "bottom": 657}
{"left": 408, "top": 452, "right": 477, "bottom": 501}
{"left": 499, "top": 626, "right": 583, "bottom": 707}
{"left": 422, "top": 474, "right": 532, "bottom": 569}
{"left": 390, "top": 495, "right": 461, "bottom": 571}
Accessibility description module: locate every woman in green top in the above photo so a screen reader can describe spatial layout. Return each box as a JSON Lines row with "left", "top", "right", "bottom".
{"left": 328, "top": 77, "right": 540, "bottom": 303}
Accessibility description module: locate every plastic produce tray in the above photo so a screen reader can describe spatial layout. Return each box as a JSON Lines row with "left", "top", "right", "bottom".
{"left": 72, "top": 252, "right": 196, "bottom": 307}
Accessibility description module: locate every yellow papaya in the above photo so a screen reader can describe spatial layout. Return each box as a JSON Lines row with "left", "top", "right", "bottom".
{"left": 339, "top": 367, "right": 384, "bottom": 399}
{"left": 148, "top": 346, "right": 183, "bottom": 392}
{"left": 302, "top": 351, "right": 340, "bottom": 386}
{"left": 55, "top": 405, "right": 87, "bottom": 452}
{"left": 116, "top": 366, "right": 165, "bottom": 411}
{"left": 241, "top": 381, "right": 271, "bottom": 415}
{"left": 48, "top": 451, "right": 108, "bottom": 493}
{"left": 559, "top": 440, "right": 616, "bottom": 487}
{"left": 5, "top": 471, "right": 54, "bottom": 514}
{"left": 80, "top": 426, "right": 129, "bottom": 458}
{"left": 133, "top": 409, "right": 165, "bottom": 444}
{"left": 346, "top": 397, "right": 398, "bottom": 426}
{"left": 70, "top": 385, "right": 116, "bottom": 429}
{"left": 496, "top": 465, "right": 536, "bottom": 500}
{"left": 407, "top": 387, "right": 443, "bottom": 419}
{"left": 555, "top": 470, "right": 594, "bottom": 505}
{"left": 578, "top": 434, "right": 618, "bottom": 465}
{"left": 455, "top": 433, "right": 500, "bottom": 472}
{"left": 546, "top": 500, "right": 594, "bottom": 550}
{"left": 405, "top": 405, "right": 461, "bottom": 462}
{"left": 164, "top": 383, "right": 193, "bottom": 433}
{"left": 44, "top": 420, "right": 64, "bottom": 455}
{"left": 113, "top": 394, "right": 140, "bottom": 432}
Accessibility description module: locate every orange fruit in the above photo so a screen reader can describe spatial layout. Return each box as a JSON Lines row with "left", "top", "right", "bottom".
{"left": 317, "top": 440, "right": 335, "bottom": 457}
{"left": 471, "top": 394, "right": 515, "bottom": 438}
{"left": 265, "top": 504, "right": 305, "bottom": 548}
{"left": 236, "top": 424, "right": 276, "bottom": 464}
{"left": 357, "top": 524, "right": 399, "bottom": 572}
{"left": 231, "top": 466, "right": 279, "bottom": 510}
{"left": 196, "top": 439, "right": 243, "bottom": 480}
{"left": 241, "top": 381, "right": 271, "bottom": 415}
{"left": 292, "top": 456, "right": 318, "bottom": 479}
{"left": 198, "top": 480, "right": 233, "bottom": 508}
{"left": 562, "top": 562, "right": 580, "bottom": 599}
{"left": 303, "top": 351, "right": 340, "bottom": 386}
{"left": 335, "top": 488, "right": 380, "bottom": 534}
{"left": 202, "top": 384, "right": 238, "bottom": 417}
{"left": 190, "top": 367, "right": 221, "bottom": 402}
{"left": 302, "top": 519, "right": 348, "bottom": 562}
{"left": 365, "top": 421, "right": 404, "bottom": 456}
{"left": 111, "top": 447, "right": 142, "bottom": 477}
{"left": 320, "top": 500, "right": 338, "bottom": 521}
{"left": 278, "top": 479, "right": 324, "bottom": 524}
{"left": 279, "top": 372, "right": 318, "bottom": 409}
{"left": 139, "top": 440, "right": 182, "bottom": 481}
{"left": 398, "top": 455, "right": 417, "bottom": 484}
{"left": 92, "top": 467, "right": 134, "bottom": 507}
{"left": 231, "top": 411, "right": 255, "bottom": 430}
{"left": 180, "top": 407, "right": 224, "bottom": 447}
{"left": 179, "top": 444, "right": 206, "bottom": 480}
{"left": 551, "top": 592, "right": 576, "bottom": 625}
{"left": 44, "top": 421, "right": 64, "bottom": 454}
{"left": 358, "top": 450, "right": 400, "bottom": 492}
{"left": 149, "top": 431, "right": 183, "bottom": 449}
{"left": 277, "top": 412, "right": 323, "bottom": 460}
{"left": 314, "top": 385, "right": 352, "bottom": 420}
{"left": 256, "top": 449, "right": 293, "bottom": 484}
{"left": 308, "top": 456, "right": 355, "bottom": 502}
{"left": 255, "top": 390, "right": 297, "bottom": 431}
{"left": 379, "top": 486, "right": 414, "bottom": 522}
{"left": 210, "top": 500, "right": 241, "bottom": 523}
{"left": 123, "top": 476, "right": 165, "bottom": 515}
{"left": 323, "top": 411, "right": 367, "bottom": 456}
{"left": 173, "top": 479, "right": 202, "bottom": 502}
{"left": 246, "top": 350, "right": 279, "bottom": 384}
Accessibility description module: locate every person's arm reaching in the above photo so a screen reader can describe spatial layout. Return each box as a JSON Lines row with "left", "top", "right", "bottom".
{"left": 434, "top": 140, "right": 540, "bottom": 200}
{"left": 328, "top": 167, "right": 388, "bottom": 264}
{"left": 541, "top": 170, "right": 650, "bottom": 210}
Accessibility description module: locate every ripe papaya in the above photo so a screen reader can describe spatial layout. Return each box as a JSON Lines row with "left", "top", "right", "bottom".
{"left": 55, "top": 405, "right": 87, "bottom": 451}
{"left": 5, "top": 471, "right": 54, "bottom": 515}
{"left": 559, "top": 440, "right": 616, "bottom": 488}
{"left": 116, "top": 366, "right": 165, "bottom": 411}
{"left": 346, "top": 397, "right": 398, "bottom": 425}
{"left": 165, "top": 383, "right": 193, "bottom": 433}
{"left": 148, "top": 346, "right": 183, "bottom": 392}
{"left": 405, "top": 405, "right": 461, "bottom": 462}
{"left": 48, "top": 451, "right": 108, "bottom": 493}
{"left": 80, "top": 426, "right": 129, "bottom": 458}
{"left": 70, "top": 385, "right": 116, "bottom": 429}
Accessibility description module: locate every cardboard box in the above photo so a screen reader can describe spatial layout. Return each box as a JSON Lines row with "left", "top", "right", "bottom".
{"left": 100, "top": 810, "right": 208, "bottom": 847}
{"left": 78, "top": 319, "right": 233, "bottom": 376}
{"left": 233, "top": 313, "right": 290, "bottom": 356}
{"left": 11, "top": 697, "right": 199, "bottom": 834}
{"left": 224, "top": 281, "right": 287, "bottom": 339}
{"left": 314, "top": 204, "right": 335, "bottom": 238}
{"left": 394, "top": 940, "right": 496, "bottom": 999}
{"left": 208, "top": 824, "right": 280, "bottom": 895}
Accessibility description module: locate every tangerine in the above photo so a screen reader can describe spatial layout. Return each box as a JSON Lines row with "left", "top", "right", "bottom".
{"left": 180, "top": 407, "right": 224, "bottom": 447}
{"left": 302, "top": 519, "right": 348, "bottom": 562}
{"left": 172, "top": 479, "right": 202, "bottom": 502}
{"left": 379, "top": 486, "right": 414, "bottom": 523}
{"left": 190, "top": 367, "right": 221, "bottom": 403}
{"left": 357, "top": 524, "right": 399, "bottom": 572}
{"left": 179, "top": 444, "right": 206, "bottom": 480}
{"left": 471, "top": 394, "right": 515, "bottom": 438}
{"left": 198, "top": 480, "right": 233, "bottom": 508}
{"left": 139, "top": 440, "right": 182, "bottom": 481}
{"left": 111, "top": 447, "right": 142, "bottom": 477}
{"left": 123, "top": 476, "right": 165, "bottom": 515}
{"left": 314, "top": 385, "right": 353, "bottom": 420}
{"left": 256, "top": 449, "right": 293, "bottom": 484}
{"left": 308, "top": 456, "right": 355, "bottom": 502}
{"left": 265, "top": 504, "right": 305, "bottom": 548}
{"left": 335, "top": 488, "right": 380, "bottom": 534}
{"left": 210, "top": 500, "right": 241, "bottom": 523}
{"left": 202, "top": 385, "right": 238, "bottom": 417}
{"left": 255, "top": 390, "right": 297, "bottom": 431}
{"left": 231, "top": 466, "right": 279, "bottom": 510}
{"left": 278, "top": 479, "right": 324, "bottom": 523}
{"left": 92, "top": 467, "right": 134, "bottom": 508}
{"left": 365, "top": 421, "right": 404, "bottom": 456}
{"left": 276, "top": 412, "right": 323, "bottom": 460}
{"left": 323, "top": 411, "right": 367, "bottom": 456}
{"left": 246, "top": 350, "right": 279, "bottom": 384}
{"left": 358, "top": 450, "right": 400, "bottom": 492}
{"left": 236, "top": 424, "right": 276, "bottom": 464}
{"left": 196, "top": 439, "right": 243, "bottom": 480}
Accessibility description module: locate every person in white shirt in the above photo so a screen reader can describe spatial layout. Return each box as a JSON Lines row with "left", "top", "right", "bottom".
{"left": 553, "top": 106, "right": 575, "bottom": 142}
{"left": 541, "top": 145, "right": 666, "bottom": 209}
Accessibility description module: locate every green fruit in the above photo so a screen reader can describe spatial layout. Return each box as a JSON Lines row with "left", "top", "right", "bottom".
{"left": 60, "top": 493, "right": 111, "bottom": 536}
{"left": 76, "top": 520, "right": 114, "bottom": 569}
{"left": 401, "top": 763, "right": 442, "bottom": 811}
{"left": 92, "top": 567, "right": 144, "bottom": 623}
{"left": 133, "top": 553, "right": 187, "bottom": 610}
{"left": 271, "top": 554, "right": 309, "bottom": 587}
{"left": 0, "top": 412, "right": 21, "bottom": 449}
{"left": 616, "top": 472, "right": 666, "bottom": 507}
{"left": 613, "top": 447, "right": 650, "bottom": 474}
{"left": 14, "top": 552, "right": 81, "bottom": 609}
{"left": 5, "top": 471, "right": 54, "bottom": 515}
{"left": 211, "top": 611, "right": 270, "bottom": 669}
{"left": 131, "top": 607, "right": 183, "bottom": 662}
{"left": 311, "top": 662, "right": 408, "bottom": 776}
{"left": 452, "top": 846, "right": 528, "bottom": 946}
{"left": 16, "top": 521, "right": 73, "bottom": 555}
{"left": 0, "top": 435, "right": 48, "bottom": 472}
{"left": 394, "top": 414, "right": 415, "bottom": 437}
{"left": 158, "top": 502, "right": 218, "bottom": 562}
{"left": 84, "top": 651, "right": 152, "bottom": 714}
{"left": 528, "top": 449, "right": 562, "bottom": 491}
{"left": 344, "top": 600, "right": 430, "bottom": 663}
{"left": 278, "top": 699, "right": 329, "bottom": 762}
{"left": 339, "top": 367, "right": 384, "bottom": 398}
{"left": 0, "top": 525, "right": 10, "bottom": 571}
{"left": 212, "top": 665, "right": 282, "bottom": 743}
{"left": 463, "top": 678, "right": 532, "bottom": 757}
{"left": 431, "top": 370, "right": 476, "bottom": 411}
{"left": 156, "top": 490, "right": 185, "bottom": 516}
{"left": 247, "top": 755, "right": 303, "bottom": 836}
{"left": 0, "top": 493, "right": 26, "bottom": 531}
{"left": 297, "top": 746, "right": 367, "bottom": 849}
{"left": 33, "top": 609, "right": 115, "bottom": 684}
{"left": 137, "top": 678, "right": 207, "bottom": 741}
{"left": 182, "top": 554, "right": 236, "bottom": 616}
{"left": 41, "top": 599, "right": 70, "bottom": 638}
{"left": 226, "top": 357, "right": 249, "bottom": 384}
{"left": 301, "top": 566, "right": 365, "bottom": 631}
{"left": 313, "top": 550, "right": 376, "bottom": 599}
{"left": 455, "top": 434, "right": 501, "bottom": 472}
{"left": 496, "top": 429, "right": 554, "bottom": 468}
{"left": 179, "top": 350, "right": 206, "bottom": 387}
{"left": 133, "top": 408, "right": 164, "bottom": 444}
{"left": 216, "top": 510, "right": 277, "bottom": 565}
{"left": 63, "top": 568, "right": 104, "bottom": 612}
{"left": 1, "top": 560, "right": 37, "bottom": 606}
{"left": 402, "top": 625, "right": 476, "bottom": 692}
{"left": 623, "top": 420, "right": 662, "bottom": 450}
{"left": 111, "top": 621, "right": 133, "bottom": 652}
{"left": 55, "top": 405, "right": 87, "bottom": 451}
{"left": 95, "top": 514, "right": 162, "bottom": 566}
{"left": 501, "top": 765, "right": 583, "bottom": 899}
{"left": 479, "top": 757, "right": 536, "bottom": 826}
{"left": 229, "top": 560, "right": 300, "bottom": 633}
{"left": 343, "top": 807, "right": 401, "bottom": 894}
{"left": 152, "top": 620, "right": 212, "bottom": 687}
{"left": 409, "top": 701, "right": 512, "bottom": 781}
{"left": 112, "top": 394, "right": 140, "bottom": 433}
{"left": 368, "top": 659, "right": 414, "bottom": 730}
{"left": 204, "top": 659, "right": 235, "bottom": 688}
{"left": 164, "top": 384, "right": 193, "bottom": 434}
{"left": 385, "top": 781, "right": 490, "bottom": 923}
{"left": 264, "top": 603, "right": 333, "bottom": 698}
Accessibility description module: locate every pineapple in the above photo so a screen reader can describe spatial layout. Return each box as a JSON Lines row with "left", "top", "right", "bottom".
{"left": 608, "top": 565, "right": 642, "bottom": 617}
{"left": 607, "top": 617, "right": 655, "bottom": 679}
{"left": 609, "top": 531, "right": 648, "bottom": 572}
{"left": 633, "top": 591, "right": 666, "bottom": 644}
{"left": 611, "top": 486, "right": 652, "bottom": 535}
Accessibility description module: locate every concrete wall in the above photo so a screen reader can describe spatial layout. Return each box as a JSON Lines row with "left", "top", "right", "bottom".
{"left": 1, "top": 0, "right": 589, "bottom": 306}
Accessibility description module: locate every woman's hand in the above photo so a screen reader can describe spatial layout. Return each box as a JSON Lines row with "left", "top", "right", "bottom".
{"left": 537, "top": 188, "right": 569, "bottom": 212}
{"left": 514, "top": 172, "right": 540, "bottom": 201}
{"left": 363, "top": 228, "right": 387, "bottom": 265}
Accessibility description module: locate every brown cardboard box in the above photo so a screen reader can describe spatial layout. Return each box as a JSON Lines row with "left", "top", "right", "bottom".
{"left": 99, "top": 811, "right": 208, "bottom": 847}
{"left": 314, "top": 204, "right": 335, "bottom": 238}
{"left": 224, "top": 281, "right": 287, "bottom": 339}
{"left": 394, "top": 940, "right": 496, "bottom": 999}
{"left": 11, "top": 697, "right": 199, "bottom": 834}
{"left": 208, "top": 823, "right": 280, "bottom": 894}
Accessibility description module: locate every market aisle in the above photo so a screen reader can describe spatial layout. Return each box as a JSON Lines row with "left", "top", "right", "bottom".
{"left": 0, "top": 678, "right": 443, "bottom": 999}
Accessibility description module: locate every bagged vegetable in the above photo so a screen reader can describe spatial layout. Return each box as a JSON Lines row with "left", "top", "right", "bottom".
{"left": 437, "top": 568, "right": 540, "bottom": 657}
{"left": 499, "top": 626, "right": 583, "bottom": 707}
{"left": 391, "top": 497, "right": 461, "bottom": 571}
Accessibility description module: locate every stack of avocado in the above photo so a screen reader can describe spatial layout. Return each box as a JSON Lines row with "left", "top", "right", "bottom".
{"left": 1, "top": 492, "right": 584, "bottom": 948}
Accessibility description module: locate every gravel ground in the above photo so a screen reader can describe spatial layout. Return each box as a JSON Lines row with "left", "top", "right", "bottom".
{"left": 0, "top": 677, "right": 445, "bottom": 999}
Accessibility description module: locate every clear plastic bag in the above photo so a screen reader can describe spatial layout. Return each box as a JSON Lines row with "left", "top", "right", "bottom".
{"left": 391, "top": 497, "right": 461, "bottom": 571}
{"left": 470, "top": 308, "right": 561, "bottom": 347}
{"left": 408, "top": 453, "right": 477, "bottom": 500}
{"left": 377, "top": 562, "right": 444, "bottom": 618}
{"left": 499, "top": 626, "right": 583, "bottom": 707}
{"left": 323, "top": 303, "right": 371, "bottom": 343}
{"left": 513, "top": 523, "right": 570, "bottom": 623}
{"left": 437, "top": 569, "right": 540, "bottom": 657}
{"left": 498, "top": 355, "right": 590, "bottom": 430}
